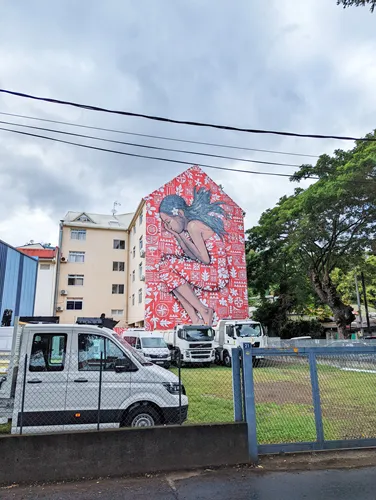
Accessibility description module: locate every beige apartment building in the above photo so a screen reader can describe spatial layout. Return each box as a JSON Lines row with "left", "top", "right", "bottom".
{"left": 56, "top": 209, "right": 146, "bottom": 326}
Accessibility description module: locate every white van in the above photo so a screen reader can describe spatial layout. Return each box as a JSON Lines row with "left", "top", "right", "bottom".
{"left": 121, "top": 330, "right": 171, "bottom": 369}
{"left": 0, "top": 324, "right": 188, "bottom": 434}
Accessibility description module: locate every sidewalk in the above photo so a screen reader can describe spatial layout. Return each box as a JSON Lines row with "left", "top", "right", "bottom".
{"left": 3, "top": 450, "right": 376, "bottom": 500}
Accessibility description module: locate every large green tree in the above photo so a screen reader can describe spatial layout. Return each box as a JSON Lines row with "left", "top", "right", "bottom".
{"left": 247, "top": 132, "right": 376, "bottom": 337}
{"left": 337, "top": 0, "right": 376, "bottom": 11}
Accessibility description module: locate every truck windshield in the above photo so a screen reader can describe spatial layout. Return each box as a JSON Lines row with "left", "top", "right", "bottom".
{"left": 112, "top": 334, "right": 153, "bottom": 366}
{"left": 141, "top": 338, "right": 167, "bottom": 348}
{"left": 178, "top": 327, "right": 215, "bottom": 342}
{"left": 235, "top": 324, "right": 262, "bottom": 338}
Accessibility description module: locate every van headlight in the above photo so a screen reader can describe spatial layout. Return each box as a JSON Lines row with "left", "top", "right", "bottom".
{"left": 163, "top": 382, "right": 181, "bottom": 395}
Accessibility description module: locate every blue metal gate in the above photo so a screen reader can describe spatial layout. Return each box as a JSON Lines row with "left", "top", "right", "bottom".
{"left": 233, "top": 344, "right": 376, "bottom": 463}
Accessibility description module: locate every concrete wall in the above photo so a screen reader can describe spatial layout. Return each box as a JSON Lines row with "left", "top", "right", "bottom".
{"left": 0, "top": 423, "right": 248, "bottom": 485}
{"left": 34, "top": 261, "right": 57, "bottom": 316}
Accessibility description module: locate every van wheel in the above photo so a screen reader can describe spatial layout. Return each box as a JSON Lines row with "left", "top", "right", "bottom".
{"left": 224, "top": 352, "right": 232, "bottom": 368}
{"left": 123, "top": 405, "right": 160, "bottom": 428}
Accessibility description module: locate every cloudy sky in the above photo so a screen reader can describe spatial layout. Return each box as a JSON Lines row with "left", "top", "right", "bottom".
{"left": 0, "top": 0, "right": 375, "bottom": 247}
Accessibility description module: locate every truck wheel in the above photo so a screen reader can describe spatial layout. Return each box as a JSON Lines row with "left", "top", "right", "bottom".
{"left": 123, "top": 405, "right": 160, "bottom": 427}
{"left": 214, "top": 351, "right": 222, "bottom": 365}
{"left": 223, "top": 352, "right": 232, "bottom": 368}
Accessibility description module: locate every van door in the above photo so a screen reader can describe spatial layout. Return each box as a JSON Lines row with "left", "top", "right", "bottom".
{"left": 13, "top": 327, "right": 71, "bottom": 434}
{"left": 64, "top": 330, "right": 134, "bottom": 431}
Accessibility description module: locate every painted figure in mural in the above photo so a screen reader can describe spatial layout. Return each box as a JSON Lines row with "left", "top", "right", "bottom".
{"left": 158, "top": 187, "right": 230, "bottom": 326}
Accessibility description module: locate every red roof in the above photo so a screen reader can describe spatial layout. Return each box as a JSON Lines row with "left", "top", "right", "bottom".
{"left": 17, "top": 248, "right": 57, "bottom": 259}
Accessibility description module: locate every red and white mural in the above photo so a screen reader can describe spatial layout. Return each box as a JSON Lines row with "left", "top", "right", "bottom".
{"left": 144, "top": 166, "right": 248, "bottom": 330}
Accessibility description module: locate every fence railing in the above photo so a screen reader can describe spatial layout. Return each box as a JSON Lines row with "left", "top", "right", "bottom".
{"left": 239, "top": 343, "right": 376, "bottom": 463}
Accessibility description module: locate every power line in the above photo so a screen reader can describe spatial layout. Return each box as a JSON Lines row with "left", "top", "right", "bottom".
{"left": 0, "top": 88, "right": 374, "bottom": 142}
{"left": 0, "top": 126, "right": 319, "bottom": 179}
{"left": 0, "top": 119, "right": 302, "bottom": 169}
{"left": 0, "top": 111, "right": 319, "bottom": 159}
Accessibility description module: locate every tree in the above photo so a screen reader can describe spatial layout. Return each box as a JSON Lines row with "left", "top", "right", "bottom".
{"left": 332, "top": 255, "right": 376, "bottom": 310}
{"left": 247, "top": 132, "right": 376, "bottom": 337}
{"left": 337, "top": 0, "right": 376, "bottom": 12}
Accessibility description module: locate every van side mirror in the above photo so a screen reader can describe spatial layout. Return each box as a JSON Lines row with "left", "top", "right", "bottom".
{"left": 115, "top": 358, "right": 137, "bottom": 373}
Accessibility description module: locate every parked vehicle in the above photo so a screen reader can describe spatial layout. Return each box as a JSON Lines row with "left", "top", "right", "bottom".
{"left": 121, "top": 329, "right": 171, "bottom": 369}
{"left": 161, "top": 325, "right": 215, "bottom": 366}
{"left": 0, "top": 323, "right": 188, "bottom": 434}
{"left": 214, "top": 319, "right": 266, "bottom": 367}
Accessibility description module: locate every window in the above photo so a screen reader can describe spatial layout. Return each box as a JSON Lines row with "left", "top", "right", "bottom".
{"left": 139, "top": 235, "right": 143, "bottom": 251}
{"left": 132, "top": 270, "right": 135, "bottom": 282}
{"left": 67, "top": 299, "right": 83, "bottom": 310}
{"left": 113, "top": 261, "right": 125, "bottom": 271}
{"left": 40, "top": 264, "right": 50, "bottom": 271}
{"left": 78, "top": 334, "right": 131, "bottom": 371}
{"left": 29, "top": 334, "right": 67, "bottom": 372}
{"left": 132, "top": 294, "right": 135, "bottom": 306}
{"left": 111, "top": 309, "right": 124, "bottom": 316}
{"left": 139, "top": 213, "right": 143, "bottom": 225}
{"left": 77, "top": 215, "right": 91, "bottom": 222}
{"left": 138, "top": 288, "right": 142, "bottom": 304}
{"left": 68, "top": 274, "right": 84, "bottom": 286}
{"left": 109, "top": 220, "right": 120, "bottom": 227}
{"left": 132, "top": 246, "right": 136, "bottom": 258}
{"left": 112, "top": 284, "right": 125, "bottom": 294}
{"left": 113, "top": 239, "right": 125, "bottom": 250}
{"left": 139, "top": 262, "right": 143, "bottom": 280}
{"left": 68, "top": 251, "right": 85, "bottom": 263}
{"left": 71, "top": 229, "right": 86, "bottom": 240}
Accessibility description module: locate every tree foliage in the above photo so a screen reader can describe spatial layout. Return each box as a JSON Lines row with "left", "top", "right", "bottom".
{"left": 247, "top": 132, "right": 376, "bottom": 337}
{"left": 337, "top": 0, "right": 376, "bottom": 12}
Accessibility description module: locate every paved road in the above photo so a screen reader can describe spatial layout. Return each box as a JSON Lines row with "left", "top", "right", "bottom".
{"left": 2, "top": 467, "right": 376, "bottom": 500}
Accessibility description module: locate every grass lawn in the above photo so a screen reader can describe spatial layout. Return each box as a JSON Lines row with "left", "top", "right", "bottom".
{"left": 0, "top": 422, "right": 11, "bottom": 434}
{"left": 173, "top": 361, "right": 376, "bottom": 445}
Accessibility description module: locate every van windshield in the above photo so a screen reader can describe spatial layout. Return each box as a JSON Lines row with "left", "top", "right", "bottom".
{"left": 112, "top": 334, "right": 152, "bottom": 366}
{"left": 178, "top": 327, "right": 215, "bottom": 342}
{"left": 141, "top": 337, "right": 167, "bottom": 348}
{"left": 235, "top": 324, "right": 262, "bottom": 338}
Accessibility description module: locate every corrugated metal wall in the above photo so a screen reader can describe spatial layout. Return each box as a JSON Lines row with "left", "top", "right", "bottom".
{"left": 0, "top": 240, "right": 38, "bottom": 324}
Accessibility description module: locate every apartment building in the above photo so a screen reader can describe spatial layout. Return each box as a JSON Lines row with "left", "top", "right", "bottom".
{"left": 56, "top": 212, "right": 133, "bottom": 324}
{"left": 126, "top": 201, "right": 147, "bottom": 327}
{"left": 55, "top": 166, "right": 248, "bottom": 329}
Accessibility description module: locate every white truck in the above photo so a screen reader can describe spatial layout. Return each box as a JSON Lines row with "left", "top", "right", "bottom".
{"left": 214, "top": 319, "right": 266, "bottom": 367}
{"left": 162, "top": 325, "right": 216, "bottom": 367}
{"left": 120, "top": 329, "right": 171, "bottom": 369}
{"left": 0, "top": 323, "right": 188, "bottom": 434}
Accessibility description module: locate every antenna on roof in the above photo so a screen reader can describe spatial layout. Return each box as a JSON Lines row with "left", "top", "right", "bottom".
{"left": 112, "top": 201, "right": 121, "bottom": 217}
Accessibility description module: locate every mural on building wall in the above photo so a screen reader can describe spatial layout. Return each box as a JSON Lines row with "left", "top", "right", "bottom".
{"left": 144, "top": 166, "right": 248, "bottom": 330}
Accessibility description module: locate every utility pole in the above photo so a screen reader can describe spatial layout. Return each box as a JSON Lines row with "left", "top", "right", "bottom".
{"left": 361, "top": 272, "right": 371, "bottom": 336}
{"left": 355, "top": 274, "right": 364, "bottom": 336}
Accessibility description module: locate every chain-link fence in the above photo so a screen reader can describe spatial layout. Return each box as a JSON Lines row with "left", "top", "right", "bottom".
{"left": 0, "top": 335, "right": 237, "bottom": 435}
{"left": 242, "top": 344, "right": 376, "bottom": 460}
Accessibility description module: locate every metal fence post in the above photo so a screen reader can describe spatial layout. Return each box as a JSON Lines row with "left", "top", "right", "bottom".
{"left": 231, "top": 348, "right": 243, "bottom": 422}
{"left": 177, "top": 347, "right": 182, "bottom": 425}
{"left": 19, "top": 353, "right": 27, "bottom": 436}
{"left": 97, "top": 352, "right": 103, "bottom": 431}
{"left": 242, "top": 343, "right": 259, "bottom": 464}
{"left": 308, "top": 350, "right": 324, "bottom": 447}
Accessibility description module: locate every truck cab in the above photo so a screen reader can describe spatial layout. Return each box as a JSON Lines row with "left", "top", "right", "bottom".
{"left": 0, "top": 324, "right": 188, "bottom": 434}
{"left": 214, "top": 319, "right": 266, "bottom": 367}
{"left": 163, "top": 325, "right": 215, "bottom": 366}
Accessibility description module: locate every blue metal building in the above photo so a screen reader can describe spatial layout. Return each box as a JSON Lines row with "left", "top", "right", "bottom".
{"left": 0, "top": 240, "right": 38, "bottom": 325}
